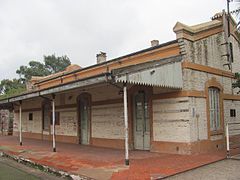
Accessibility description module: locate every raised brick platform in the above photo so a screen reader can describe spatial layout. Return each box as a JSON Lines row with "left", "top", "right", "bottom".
{"left": 0, "top": 136, "right": 226, "bottom": 180}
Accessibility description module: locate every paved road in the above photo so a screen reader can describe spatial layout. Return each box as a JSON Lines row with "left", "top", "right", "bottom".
{"left": 166, "top": 159, "right": 240, "bottom": 180}
{"left": 0, "top": 157, "right": 64, "bottom": 180}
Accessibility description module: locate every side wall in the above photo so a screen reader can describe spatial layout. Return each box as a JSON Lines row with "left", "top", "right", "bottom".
{"left": 174, "top": 29, "right": 240, "bottom": 154}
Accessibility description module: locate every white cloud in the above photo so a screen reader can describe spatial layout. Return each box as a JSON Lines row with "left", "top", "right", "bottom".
{"left": 0, "top": 0, "right": 227, "bottom": 80}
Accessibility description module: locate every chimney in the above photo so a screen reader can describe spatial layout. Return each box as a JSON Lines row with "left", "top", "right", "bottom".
{"left": 151, "top": 40, "right": 159, "bottom": 47}
{"left": 96, "top": 52, "right": 107, "bottom": 64}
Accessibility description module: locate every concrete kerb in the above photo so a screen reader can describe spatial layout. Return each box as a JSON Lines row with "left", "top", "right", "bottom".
{"left": 229, "top": 154, "right": 240, "bottom": 160}
{"left": 0, "top": 151, "right": 91, "bottom": 180}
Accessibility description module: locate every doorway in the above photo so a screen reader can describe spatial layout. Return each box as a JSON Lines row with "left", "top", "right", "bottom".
{"left": 42, "top": 100, "right": 51, "bottom": 139}
{"left": 133, "top": 91, "right": 150, "bottom": 150}
{"left": 78, "top": 93, "right": 91, "bottom": 145}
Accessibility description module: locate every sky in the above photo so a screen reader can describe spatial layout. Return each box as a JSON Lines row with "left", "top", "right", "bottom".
{"left": 0, "top": 0, "right": 235, "bottom": 80}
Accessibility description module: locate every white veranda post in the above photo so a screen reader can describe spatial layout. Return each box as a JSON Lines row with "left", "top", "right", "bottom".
{"left": 52, "top": 94, "right": 56, "bottom": 152}
{"left": 226, "top": 123, "right": 230, "bottom": 157}
{"left": 123, "top": 84, "right": 129, "bottom": 165}
{"left": 19, "top": 101, "right": 22, "bottom": 146}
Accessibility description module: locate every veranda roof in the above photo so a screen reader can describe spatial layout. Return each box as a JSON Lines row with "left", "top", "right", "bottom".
{"left": 112, "top": 55, "right": 183, "bottom": 88}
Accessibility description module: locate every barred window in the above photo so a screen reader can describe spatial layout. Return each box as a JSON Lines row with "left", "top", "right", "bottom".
{"left": 230, "top": 109, "right": 236, "bottom": 117}
{"left": 209, "top": 88, "right": 220, "bottom": 131}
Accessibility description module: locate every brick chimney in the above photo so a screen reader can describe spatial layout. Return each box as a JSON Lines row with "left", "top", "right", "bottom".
{"left": 151, "top": 40, "right": 159, "bottom": 47}
{"left": 96, "top": 52, "right": 107, "bottom": 64}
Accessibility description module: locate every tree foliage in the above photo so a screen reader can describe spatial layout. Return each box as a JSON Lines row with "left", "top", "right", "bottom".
{"left": 16, "top": 61, "right": 50, "bottom": 81}
{"left": 44, "top": 55, "right": 71, "bottom": 74}
{"left": 0, "top": 79, "right": 26, "bottom": 99}
{"left": 0, "top": 54, "right": 71, "bottom": 99}
{"left": 16, "top": 54, "right": 71, "bottom": 81}
{"left": 233, "top": 73, "right": 240, "bottom": 93}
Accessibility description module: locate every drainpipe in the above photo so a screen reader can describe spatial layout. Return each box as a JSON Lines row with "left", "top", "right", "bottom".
{"left": 123, "top": 84, "right": 129, "bottom": 165}
{"left": 19, "top": 100, "right": 22, "bottom": 146}
{"left": 196, "top": 113, "right": 200, "bottom": 153}
{"left": 52, "top": 94, "right": 56, "bottom": 152}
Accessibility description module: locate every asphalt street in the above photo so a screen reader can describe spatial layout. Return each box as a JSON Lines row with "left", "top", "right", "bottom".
{"left": 0, "top": 157, "right": 64, "bottom": 180}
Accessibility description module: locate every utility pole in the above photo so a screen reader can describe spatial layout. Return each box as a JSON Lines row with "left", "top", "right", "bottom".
{"left": 227, "top": 0, "right": 231, "bottom": 37}
{"left": 223, "top": 0, "right": 233, "bottom": 71}
{"left": 0, "top": 113, "right": 3, "bottom": 135}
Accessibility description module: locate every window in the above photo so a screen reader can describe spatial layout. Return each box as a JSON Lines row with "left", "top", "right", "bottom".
{"left": 230, "top": 109, "right": 236, "bottom": 117}
{"left": 29, "top": 113, "right": 33, "bottom": 121}
{"left": 209, "top": 88, "right": 221, "bottom": 131}
{"left": 50, "top": 112, "right": 60, "bottom": 125}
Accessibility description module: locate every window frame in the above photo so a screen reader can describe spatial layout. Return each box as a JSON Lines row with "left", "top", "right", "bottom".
{"left": 205, "top": 78, "right": 224, "bottom": 138}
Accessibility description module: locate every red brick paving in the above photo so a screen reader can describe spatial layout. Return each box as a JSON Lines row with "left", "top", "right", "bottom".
{"left": 0, "top": 136, "right": 226, "bottom": 180}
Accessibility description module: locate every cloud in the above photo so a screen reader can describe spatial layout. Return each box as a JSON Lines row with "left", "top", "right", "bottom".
{"left": 0, "top": 0, "right": 227, "bottom": 80}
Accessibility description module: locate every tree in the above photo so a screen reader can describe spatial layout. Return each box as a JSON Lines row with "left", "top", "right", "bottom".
{"left": 16, "top": 54, "right": 71, "bottom": 81}
{"left": 16, "top": 61, "right": 51, "bottom": 81}
{"left": 0, "top": 54, "right": 71, "bottom": 99}
{"left": 0, "top": 79, "right": 26, "bottom": 99}
{"left": 44, "top": 55, "right": 71, "bottom": 74}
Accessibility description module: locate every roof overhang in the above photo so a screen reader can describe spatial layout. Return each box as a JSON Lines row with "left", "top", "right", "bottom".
{"left": 112, "top": 55, "right": 183, "bottom": 89}
{"left": 0, "top": 74, "right": 110, "bottom": 106}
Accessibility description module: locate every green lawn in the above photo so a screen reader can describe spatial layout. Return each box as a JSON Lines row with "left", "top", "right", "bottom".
{"left": 0, "top": 162, "right": 39, "bottom": 180}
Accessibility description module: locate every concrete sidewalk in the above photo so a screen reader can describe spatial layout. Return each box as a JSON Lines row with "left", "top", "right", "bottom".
{"left": 0, "top": 136, "right": 226, "bottom": 180}
{"left": 166, "top": 159, "right": 240, "bottom": 180}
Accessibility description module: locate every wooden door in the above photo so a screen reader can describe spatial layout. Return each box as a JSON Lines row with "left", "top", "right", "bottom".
{"left": 78, "top": 94, "right": 91, "bottom": 145}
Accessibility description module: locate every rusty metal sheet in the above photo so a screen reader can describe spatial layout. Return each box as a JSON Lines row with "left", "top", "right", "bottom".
{"left": 9, "top": 92, "right": 40, "bottom": 102}
{"left": 40, "top": 75, "right": 108, "bottom": 95}
{"left": 0, "top": 74, "right": 110, "bottom": 105}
